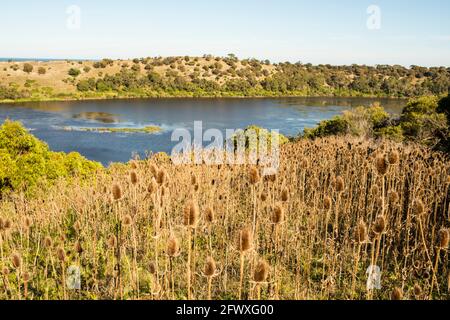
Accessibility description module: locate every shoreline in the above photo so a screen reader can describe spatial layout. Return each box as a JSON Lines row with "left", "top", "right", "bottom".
{"left": 0, "top": 93, "right": 409, "bottom": 105}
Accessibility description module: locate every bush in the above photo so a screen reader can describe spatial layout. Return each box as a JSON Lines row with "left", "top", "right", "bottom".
{"left": 68, "top": 68, "right": 81, "bottom": 77}
{"left": 303, "top": 117, "right": 349, "bottom": 139}
{"left": 23, "top": 63, "right": 33, "bottom": 73}
{"left": 38, "top": 67, "right": 46, "bottom": 75}
{"left": 0, "top": 121, "right": 102, "bottom": 195}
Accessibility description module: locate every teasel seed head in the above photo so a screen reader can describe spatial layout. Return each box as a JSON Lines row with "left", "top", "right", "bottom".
{"left": 272, "top": 203, "right": 284, "bottom": 225}
{"left": 249, "top": 167, "right": 260, "bottom": 185}
{"left": 238, "top": 227, "right": 253, "bottom": 252}
{"left": 107, "top": 235, "right": 117, "bottom": 248}
{"left": 75, "top": 241, "right": 83, "bottom": 254}
{"left": 323, "top": 196, "right": 332, "bottom": 212}
{"left": 167, "top": 234, "right": 180, "bottom": 257}
{"left": 191, "top": 174, "right": 197, "bottom": 186}
{"left": 204, "top": 256, "right": 216, "bottom": 277}
{"left": 375, "top": 156, "right": 389, "bottom": 176}
{"left": 149, "top": 262, "right": 156, "bottom": 275}
{"left": 253, "top": 259, "right": 269, "bottom": 283}
{"left": 413, "top": 199, "right": 425, "bottom": 216}
{"left": 22, "top": 271, "right": 30, "bottom": 282}
{"left": 281, "top": 188, "right": 289, "bottom": 202}
{"left": 43, "top": 236, "right": 53, "bottom": 248}
{"left": 0, "top": 217, "right": 3, "bottom": 231}
{"left": 438, "top": 228, "right": 449, "bottom": 249}
{"left": 122, "top": 214, "right": 133, "bottom": 226}
{"left": 24, "top": 216, "right": 32, "bottom": 229}
{"left": 57, "top": 247, "right": 66, "bottom": 262}
{"left": 183, "top": 199, "right": 200, "bottom": 228}
{"left": 373, "top": 215, "right": 386, "bottom": 235}
{"left": 2, "top": 267, "right": 9, "bottom": 276}
{"left": 355, "top": 220, "right": 368, "bottom": 244}
{"left": 156, "top": 169, "right": 167, "bottom": 185}
{"left": 335, "top": 176, "right": 345, "bottom": 192}
{"left": 391, "top": 287, "right": 403, "bottom": 300}
{"left": 12, "top": 253, "right": 21, "bottom": 269}
{"left": 205, "top": 207, "right": 215, "bottom": 224}
{"left": 388, "top": 150, "right": 400, "bottom": 165}
{"left": 130, "top": 171, "right": 138, "bottom": 185}
{"left": 112, "top": 184, "right": 122, "bottom": 201}
{"left": 413, "top": 284, "right": 422, "bottom": 298}
{"left": 260, "top": 192, "right": 268, "bottom": 202}
{"left": 389, "top": 191, "right": 399, "bottom": 204}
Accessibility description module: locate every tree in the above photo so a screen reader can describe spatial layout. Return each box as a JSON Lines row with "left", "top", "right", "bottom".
{"left": 38, "top": 67, "right": 46, "bottom": 75}
{"left": 23, "top": 63, "right": 33, "bottom": 73}
{"left": 68, "top": 68, "right": 81, "bottom": 77}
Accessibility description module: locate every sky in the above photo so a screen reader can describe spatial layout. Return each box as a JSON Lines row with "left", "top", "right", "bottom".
{"left": 1, "top": 0, "right": 450, "bottom": 66}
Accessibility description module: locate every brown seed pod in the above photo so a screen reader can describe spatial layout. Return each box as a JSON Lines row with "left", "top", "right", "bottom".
{"left": 183, "top": 200, "right": 200, "bottom": 228}
{"left": 413, "top": 284, "right": 422, "bottom": 298}
{"left": 253, "top": 259, "right": 269, "bottom": 283}
{"left": 24, "top": 216, "right": 32, "bottom": 229}
{"left": 157, "top": 169, "right": 167, "bottom": 185}
{"left": 413, "top": 199, "right": 425, "bottom": 216}
{"left": 191, "top": 174, "right": 197, "bottom": 186}
{"left": 122, "top": 214, "right": 133, "bottom": 226}
{"left": 373, "top": 215, "right": 386, "bottom": 235}
{"left": 335, "top": 176, "right": 345, "bottom": 192}
{"left": 281, "top": 188, "right": 289, "bottom": 202}
{"left": 43, "top": 236, "right": 53, "bottom": 248}
{"left": 391, "top": 287, "right": 403, "bottom": 300}
{"left": 112, "top": 184, "right": 122, "bottom": 201}
{"left": 355, "top": 220, "right": 368, "bottom": 243}
{"left": 438, "top": 228, "right": 449, "bottom": 249}
{"left": 388, "top": 150, "right": 400, "bottom": 165}
{"left": 12, "top": 253, "right": 21, "bottom": 269}
{"left": 260, "top": 192, "right": 268, "bottom": 202}
{"left": 375, "top": 156, "right": 388, "bottom": 175}
{"left": 57, "top": 247, "right": 66, "bottom": 262}
{"left": 74, "top": 241, "right": 83, "bottom": 254}
{"left": 272, "top": 203, "right": 284, "bottom": 225}
{"left": 107, "top": 235, "right": 117, "bottom": 248}
{"left": 2, "top": 267, "right": 9, "bottom": 276}
{"left": 249, "top": 167, "right": 260, "bottom": 185}
{"left": 149, "top": 164, "right": 158, "bottom": 177}
{"left": 167, "top": 235, "right": 180, "bottom": 257}
{"left": 149, "top": 262, "right": 157, "bottom": 275}
{"left": 323, "top": 196, "right": 332, "bottom": 212}
{"left": 205, "top": 207, "right": 215, "bottom": 224}
{"left": 388, "top": 191, "right": 399, "bottom": 204}
{"left": 238, "top": 227, "right": 253, "bottom": 252}
{"left": 204, "top": 257, "right": 216, "bottom": 277}
{"left": 130, "top": 171, "right": 138, "bottom": 185}
{"left": 22, "top": 272, "right": 30, "bottom": 282}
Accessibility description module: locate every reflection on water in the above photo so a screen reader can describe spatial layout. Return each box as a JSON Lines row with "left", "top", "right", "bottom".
{"left": 72, "top": 112, "right": 120, "bottom": 124}
{"left": 0, "top": 97, "right": 405, "bottom": 165}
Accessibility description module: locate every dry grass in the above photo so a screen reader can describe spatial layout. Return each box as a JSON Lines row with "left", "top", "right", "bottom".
{"left": 0, "top": 137, "right": 449, "bottom": 300}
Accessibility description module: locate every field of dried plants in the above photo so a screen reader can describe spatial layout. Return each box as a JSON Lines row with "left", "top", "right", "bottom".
{"left": 0, "top": 137, "right": 449, "bottom": 300}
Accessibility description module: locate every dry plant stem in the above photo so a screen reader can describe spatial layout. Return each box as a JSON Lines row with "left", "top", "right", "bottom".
{"left": 430, "top": 248, "right": 441, "bottom": 297}
{"left": 207, "top": 276, "right": 213, "bottom": 300}
{"left": 187, "top": 228, "right": 192, "bottom": 300}
{"left": 238, "top": 253, "right": 245, "bottom": 300}
{"left": 351, "top": 243, "right": 362, "bottom": 298}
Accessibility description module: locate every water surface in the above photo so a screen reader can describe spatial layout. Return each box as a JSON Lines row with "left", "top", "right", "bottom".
{"left": 0, "top": 97, "right": 405, "bottom": 165}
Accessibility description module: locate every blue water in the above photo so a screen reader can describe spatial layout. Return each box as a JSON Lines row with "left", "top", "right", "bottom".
{"left": 0, "top": 97, "right": 404, "bottom": 165}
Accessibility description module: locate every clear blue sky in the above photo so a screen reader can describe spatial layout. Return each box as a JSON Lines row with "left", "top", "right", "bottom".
{"left": 1, "top": 0, "right": 450, "bottom": 66}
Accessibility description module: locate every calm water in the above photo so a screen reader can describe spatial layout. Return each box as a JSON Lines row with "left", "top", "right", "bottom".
{"left": 0, "top": 97, "right": 404, "bottom": 165}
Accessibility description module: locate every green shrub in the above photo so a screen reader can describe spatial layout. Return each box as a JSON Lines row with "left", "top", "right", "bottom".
{"left": 303, "top": 117, "right": 349, "bottom": 139}
{"left": 23, "top": 63, "right": 33, "bottom": 73}
{"left": 0, "top": 121, "right": 102, "bottom": 195}
{"left": 232, "top": 125, "right": 289, "bottom": 151}
{"left": 68, "top": 68, "right": 81, "bottom": 77}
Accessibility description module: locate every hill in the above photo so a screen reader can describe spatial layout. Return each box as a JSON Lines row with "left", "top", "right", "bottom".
{"left": 1, "top": 55, "right": 449, "bottom": 102}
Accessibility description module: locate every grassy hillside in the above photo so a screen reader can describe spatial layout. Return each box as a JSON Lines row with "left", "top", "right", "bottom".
{"left": 1, "top": 55, "right": 449, "bottom": 102}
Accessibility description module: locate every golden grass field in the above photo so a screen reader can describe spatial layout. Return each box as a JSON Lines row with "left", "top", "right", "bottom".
{"left": 0, "top": 136, "right": 449, "bottom": 300}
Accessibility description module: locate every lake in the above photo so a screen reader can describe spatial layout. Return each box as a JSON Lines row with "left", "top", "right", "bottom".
{"left": 0, "top": 97, "right": 405, "bottom": 165}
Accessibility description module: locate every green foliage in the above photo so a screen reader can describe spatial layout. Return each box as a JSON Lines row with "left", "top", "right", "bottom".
{"left": 68, "top": 68, "right": 81, "bottom": 77}
{"left": 303, "top": 95, "right": 450, "bottom": 152}
{"left": 232, "top": 125, "right": 289, "bottom": 151}
{"left": 0, "top": 120, "right": 102, "bottom": 195}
